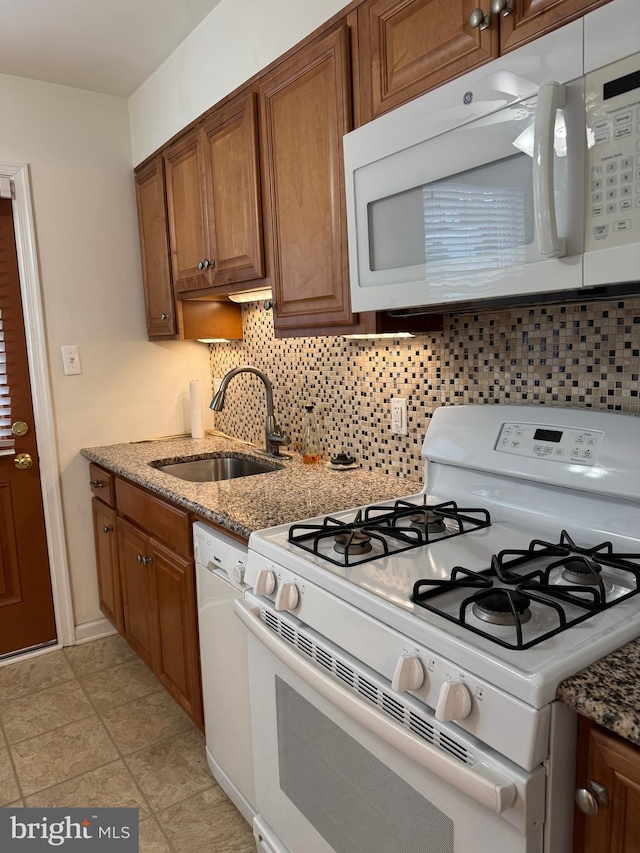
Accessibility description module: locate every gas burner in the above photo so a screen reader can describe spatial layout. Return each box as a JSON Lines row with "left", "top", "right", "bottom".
{"left": 409, "top": 509, "right": 446, "bottom": 535}
{"left": 287, "top": 499, "right": 491, "bottom": 568}
{"left": 472, "top": 591, "right": 532, "bottom": 626}
{"left": 560, "top": 557, "right": 601, "bottom": 585}
{"left": 334, "top": 531, "right": 373, "bottom": 556}
{"left": 412, "top": 530, "right": 640, "bottom": 650}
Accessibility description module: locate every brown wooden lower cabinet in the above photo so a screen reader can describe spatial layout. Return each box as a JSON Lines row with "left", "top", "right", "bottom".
{"left": 151, "top": 538, "right": 202, "bottom": 726}
{"left": 117, "top": 516, "right": 158, "bottom": 671}
{"left": 574, "top": 716, "right": 640, "bottom": 853}
{"left": 89, "top": 466, "right": 203, "bottom": 729}
{"left": 91, "top": 497, "right": 123, "bottom": 634}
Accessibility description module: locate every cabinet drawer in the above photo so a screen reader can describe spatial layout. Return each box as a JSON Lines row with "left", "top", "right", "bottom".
{"left": 89, "top": 464, "right": 116, "bottom": 507}
{"left": 115, "top": 478, "right": 192, "bottom": 557}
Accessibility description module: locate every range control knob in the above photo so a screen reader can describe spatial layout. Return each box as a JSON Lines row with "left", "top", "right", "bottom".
{"left": 391, "top": 655, "right": 425, "bottom": 693}
{"left": 435, "top": 679, "right": 472, "bottom": 722}
{"left": 232, "top": 561, "right": 246, "bottom": 585}
{"left": 254, "top": 569, "right": 276, "bottom": 597}
{"left": 275, "top": 582, "right": 299, "bottom": 612}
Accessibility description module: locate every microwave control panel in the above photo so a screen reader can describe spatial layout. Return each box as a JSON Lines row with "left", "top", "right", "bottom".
{"left": 585, "top": 52, "right": 640, "bottom": 252}
{"left": 495, "top": 422, "right": 604, "bottom": 466}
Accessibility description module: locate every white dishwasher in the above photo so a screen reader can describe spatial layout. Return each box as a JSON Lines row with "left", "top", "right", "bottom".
{"left": 194, "top": 521, "right": 256, "bottom": 822}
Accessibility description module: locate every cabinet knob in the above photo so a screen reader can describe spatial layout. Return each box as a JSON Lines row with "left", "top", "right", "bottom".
{"left": 90, "top": 480, "right": 104, "bottom": 488}
{"left": 202, "top": 258, "right": 215, "bottom": 269}
{"left": 491, "top": 0, "right": 513, "bottom": 15}
{"left": 576, "top": 781, "right": 608, "bottom": 815}
{"left": 160, "top": 312, "right": 171, "bottom": 321}
{"left": 468, "top": 7, "right": 491, "bottom": 29}
{"left": 102, "top": 525, "right": 113, "bottom": 534}
{"left": 197, "top": 260, "right": 204, "bottom": 270}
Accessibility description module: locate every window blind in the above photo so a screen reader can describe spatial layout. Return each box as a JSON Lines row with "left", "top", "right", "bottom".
{"left": 0, "top": 308, "right": 14, "bottom": 456}
{"left": 423, "top": 183, "right": 527, "bottom": 283}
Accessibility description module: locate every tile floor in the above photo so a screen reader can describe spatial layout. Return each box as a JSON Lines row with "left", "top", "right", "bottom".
{"left": 0, "top": 635, "right": 255, "bottom": 852}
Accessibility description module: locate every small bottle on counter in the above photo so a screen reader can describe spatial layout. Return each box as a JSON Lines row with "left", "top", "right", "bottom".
{"left": 301, "top": 404, "right": 321, "bottom": 464}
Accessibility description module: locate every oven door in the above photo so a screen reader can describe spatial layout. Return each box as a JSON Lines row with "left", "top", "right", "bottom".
{"left": 236, "top": 597, "right": 545, "bottom": 853}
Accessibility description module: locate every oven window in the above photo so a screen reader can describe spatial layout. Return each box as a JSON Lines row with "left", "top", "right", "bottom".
{"left": 275, "top": 677, "right": 455, "bottom": 853}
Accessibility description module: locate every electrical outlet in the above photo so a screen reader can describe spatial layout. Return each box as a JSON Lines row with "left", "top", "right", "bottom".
{"left": 391, "top": 397, "right": 408, "bottom": 435}
{"left": 61, "top": 345, "right": 82, "bottom": 375}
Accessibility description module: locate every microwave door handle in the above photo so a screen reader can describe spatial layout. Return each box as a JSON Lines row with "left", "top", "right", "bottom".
{"left": 533, "top": 81, "right": 567, "bottom": 259}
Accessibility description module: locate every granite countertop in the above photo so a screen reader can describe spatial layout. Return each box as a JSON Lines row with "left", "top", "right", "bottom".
{"left": 557, "top": 638, "right": 640, "bottom": 747}
{"left": 81, "top": 432, "right": 417, "bottom": 540}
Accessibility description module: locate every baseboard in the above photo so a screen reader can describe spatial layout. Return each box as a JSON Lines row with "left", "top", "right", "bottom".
{"left": 74, "top": 617, "right": 118, "bottom": 644}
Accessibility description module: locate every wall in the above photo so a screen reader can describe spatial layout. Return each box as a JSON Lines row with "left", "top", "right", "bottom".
{"left": 209, "top": 297, "right": 640, "bottom": 485}
{"left": 0, "top": 72, "right": 212, "bottom": 632}
{"left": 128, "top": 0, "right": 350, "bottom": 165}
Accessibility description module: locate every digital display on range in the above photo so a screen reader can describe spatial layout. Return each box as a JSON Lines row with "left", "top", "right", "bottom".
{"left": 603, "top": 68, "right": 640, "bottom": 100}
{"left": 534, "top": 428, "right": 563, "bottom": 443}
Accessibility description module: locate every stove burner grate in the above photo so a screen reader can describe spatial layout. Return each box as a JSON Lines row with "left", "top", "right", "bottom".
{"left": 288, "top": 499, "right": 491, "bottom": 568}
{"left": 411, "top": 530, "right": 640, "bottom": 650}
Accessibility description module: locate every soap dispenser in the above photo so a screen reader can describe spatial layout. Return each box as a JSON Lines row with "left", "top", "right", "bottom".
{"left": 301, "top": 404, "right": 321, "bottom": 464}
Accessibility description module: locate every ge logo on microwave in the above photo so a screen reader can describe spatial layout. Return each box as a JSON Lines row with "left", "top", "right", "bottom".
{"left": 463, "top": 91, "right": 473, "bottom": 105}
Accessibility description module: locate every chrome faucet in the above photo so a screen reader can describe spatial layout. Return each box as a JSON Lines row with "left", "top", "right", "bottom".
{"left": 210, "top": 366, "right": 291, "bottom": 457}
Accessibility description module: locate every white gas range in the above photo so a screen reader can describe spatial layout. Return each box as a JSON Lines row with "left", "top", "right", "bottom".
{"left": 238, "top": 405, "right": 640, "bottom": 853}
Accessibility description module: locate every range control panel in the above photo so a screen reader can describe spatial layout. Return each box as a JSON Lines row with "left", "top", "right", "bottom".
{"left": 586, "top": 52, "right": 640, "bottom": 251}
{"left": 495, "top": 422, "right": 605, "bottom": 466}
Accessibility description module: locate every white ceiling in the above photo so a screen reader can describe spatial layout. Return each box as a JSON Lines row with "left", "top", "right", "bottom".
{"left": 0, "top": 0, "right": 224, "bottom": 98}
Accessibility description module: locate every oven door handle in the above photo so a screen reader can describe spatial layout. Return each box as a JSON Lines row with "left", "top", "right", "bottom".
{"left": 235, "top": 599, "right": 517, "bottom": 816}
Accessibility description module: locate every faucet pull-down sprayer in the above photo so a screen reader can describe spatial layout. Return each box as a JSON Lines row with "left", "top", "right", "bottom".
{"left": 210, "top": 366, "right": 291, "bottom": 457}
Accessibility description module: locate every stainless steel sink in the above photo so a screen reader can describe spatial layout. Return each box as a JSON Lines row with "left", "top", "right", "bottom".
{"left": 152, "top": 454, "right": 279, "bottom": 483}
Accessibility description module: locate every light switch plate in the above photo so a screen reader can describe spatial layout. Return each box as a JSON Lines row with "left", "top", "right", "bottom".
{"left": 61, "top": 345, "right": 82, "bottom": 375}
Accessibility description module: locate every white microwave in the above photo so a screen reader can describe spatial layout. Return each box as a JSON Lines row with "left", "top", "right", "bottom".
{"left": 344, "top": 1, "right": 640, "bottom": 314}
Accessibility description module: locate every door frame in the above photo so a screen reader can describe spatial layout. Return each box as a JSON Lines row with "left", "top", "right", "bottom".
{"left": 0, "top": 160, "right": 75, "bottom": 652}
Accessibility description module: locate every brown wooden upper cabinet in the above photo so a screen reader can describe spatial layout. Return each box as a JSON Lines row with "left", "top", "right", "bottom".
{"left": 260, "top": 25, "right": 355, "bottom": 334}
{"left": 164, "top": 90, "right": 265, "bottom": 295}
{"left": 358, "top": 0, "right": 612, "bottom": 121}
{"left": 135, "top": 157, "right": 176, "bottom": 337}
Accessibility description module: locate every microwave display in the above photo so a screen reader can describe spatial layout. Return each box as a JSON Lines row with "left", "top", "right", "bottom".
{"left": 603, "top": 68, "right": 640, "bottom": 100}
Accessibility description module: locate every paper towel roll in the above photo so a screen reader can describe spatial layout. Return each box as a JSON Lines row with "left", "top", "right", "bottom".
{"left": 189, "top": 380, "right": 204, "bottom": 439}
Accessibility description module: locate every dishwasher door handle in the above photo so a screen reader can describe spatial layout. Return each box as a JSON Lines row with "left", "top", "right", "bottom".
{"left": 234, "top": 599, "right": 517, "bottom": 815}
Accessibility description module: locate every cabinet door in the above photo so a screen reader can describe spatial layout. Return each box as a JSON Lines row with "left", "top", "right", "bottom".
{"left": 202, "top": 91, "right": 265, "bottom": 287}
{"left": 135, "top": 157, "right": 176, "bottom": 337}
{"left": 92, "top": 498, "right": 123, "bottom": 634}
{"left": 575, "top": 718, "right": 640, "bottom": 853}
{"left": 261, "top": 25, "right": 355, "bottom": 332}
{"left": 150, "top": 539, "right": 203, "bottom": 729}
{"left": 117, "top": 517, "right": 157, "bottom": 670}
{"left": 360, "top": 0, "right": 498, "bottom": 121}
{"left": 499, "top": 0, "right": 612, "bottom": 53}
{"left": 164, "top": 129, "right": 211, "bottom": 293}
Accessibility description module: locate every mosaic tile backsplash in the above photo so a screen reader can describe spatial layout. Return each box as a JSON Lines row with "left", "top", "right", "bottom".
{"left": 208, "top": 298, "right": 640, "bottom": 485}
